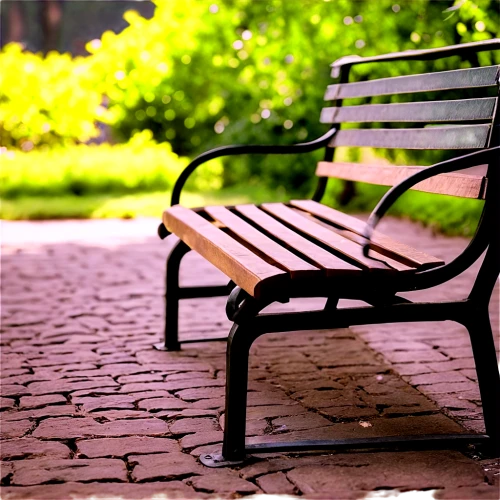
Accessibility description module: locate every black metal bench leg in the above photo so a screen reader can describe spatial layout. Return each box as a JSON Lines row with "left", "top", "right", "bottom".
{"left": 221, "top": 322, "right": 253, "bottom": 461}
{"left": 154, "top": 238, "right": 190, "bottom": 352}
{"left": 465, "top": 311, "right": 500, "bottom": 455}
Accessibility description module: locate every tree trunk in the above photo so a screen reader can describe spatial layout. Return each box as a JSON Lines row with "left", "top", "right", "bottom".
{"left": 40, "top": 0, "right": 63, "bottom": 54}
{"left": 5, "top": 2, "right": 25, "bottom": 44}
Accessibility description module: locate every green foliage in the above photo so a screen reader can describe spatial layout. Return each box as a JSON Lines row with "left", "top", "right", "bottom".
{"left": 0, "top": 0, "right": 496, "bottom": 234}
{"left": 85, "top": 0, "right": 498, "bottom": 189}
{"left": 0, "top": 44, "right": 114, "bottom": 149}
{"left": 0, "top": 130, "right": 221, "bottom": 198}
{"left": 0, "top": 186, "right": 288, "bottom": 220}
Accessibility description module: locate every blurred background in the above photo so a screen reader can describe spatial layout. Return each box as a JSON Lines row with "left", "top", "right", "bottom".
{"left": 0, "top": 0, "right": 498, "bottom": 233}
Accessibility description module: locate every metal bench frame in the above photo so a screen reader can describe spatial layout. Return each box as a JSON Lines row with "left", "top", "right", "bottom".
{"left": 156, "top": 40, "right": 500, "bottom": 466}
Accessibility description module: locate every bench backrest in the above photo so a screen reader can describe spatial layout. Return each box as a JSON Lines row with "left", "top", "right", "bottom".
{"left": 317, "top": 41, "right": 500, "bottom": 201}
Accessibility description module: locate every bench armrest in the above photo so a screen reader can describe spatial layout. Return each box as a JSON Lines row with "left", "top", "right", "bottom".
{"left": 362, "top": 146, "right": 500, "bottom": 257}
{"left": 331, "top": 38, "right": 500, "bottom": 77}
{"left": 170, "top": 128, "right": 337, "bottom": 207}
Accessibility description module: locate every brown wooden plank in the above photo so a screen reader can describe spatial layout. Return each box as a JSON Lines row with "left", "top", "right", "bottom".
{"left": 164, "top": 205, "right": 287, "bottom": 298}
{"left": 290, "top": 200, "right": 445, "bottom": 269}
{"left": 325, "top": 65, "right": 499, "bottom": 99}
{"left": 315, "top": 162, "right": 487, "bottom": 199}
{"left": 203, "top": 205, "right": 319, "bottom": 279}
{"left": 289, "top": 208, "right": 415, "bottom": 272}
{"left": 320, "top": 97, "right": 497, "bottom": 124}
{"left": 260, "top": 203, "right": 402, "bottom": 272}
{"left": 234, "top": 204, "right": 362, "bottom": 276}
{"left": 328, "top": 124, "right": 490, "bottom": 150}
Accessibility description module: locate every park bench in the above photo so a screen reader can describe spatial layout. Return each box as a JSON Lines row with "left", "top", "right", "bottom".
{"left": 157, "top": 40, "right": 500, "bottom": 466}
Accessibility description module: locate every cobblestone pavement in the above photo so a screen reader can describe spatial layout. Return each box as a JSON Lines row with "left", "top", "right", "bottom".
{"left": 1, "top": 217, "right": 499, "bottom": 499}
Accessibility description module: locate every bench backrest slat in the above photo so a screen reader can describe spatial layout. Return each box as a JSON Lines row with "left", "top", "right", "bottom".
{"left": 321, "top": 97, "right": 497, "bottom": 124}
{"left": 317, "top": 46, "right": 498, "bottom": 202}
{"left": 315, "top": 162, "right": 487, "bottom": 199}
{"left": 324, "top": 65, "right": 499, "bottom": 100}
{"left": 328, "top": 124, "right": 491, "bottom": 150}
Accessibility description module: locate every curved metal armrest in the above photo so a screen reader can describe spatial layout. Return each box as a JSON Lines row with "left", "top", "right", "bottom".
{"left": 330, "top": 39, "right": 500, "bottom": 77}
{"left": 170, "top": 128, "right": 337, "bottom": 206}
{"left": 362, "top": 146, "right": 500, "bottom": 257}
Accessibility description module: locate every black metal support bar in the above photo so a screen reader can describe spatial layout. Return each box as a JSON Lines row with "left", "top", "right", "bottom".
{"left": 331, "top": 38, "right": 500, "bottom": 75}
{"left": 171, "top": 128, "right": 338, "bottom": 206}
{"left": 178, "top": 284, "right": 232, "bottom": 300}
{"left": 201, "top": 434, "right": 490, "bottom": 467}
{"left": 246, "top": 434, "right": 490, "bottom": 454}
{"left": 222, "top": 323, "right": 254, "bottom": 461}
{"left": 154, "top": 238, "right": 190, "bottom": 351}
{"left": 463, "top": 310, "right": 500, "bottom": 454}
{"left": 363, "top": 147, "right": 500, "bottom": 247}
{"left": 234, "top": 300, "right": 468, "bottom": 331}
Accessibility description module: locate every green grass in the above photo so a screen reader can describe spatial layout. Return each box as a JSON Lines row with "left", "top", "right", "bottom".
{"left": 0, "top": 185, "right": 289, "bottom": 221}
{"left": 1, "top": 182, "right": 483, "bottom": 237}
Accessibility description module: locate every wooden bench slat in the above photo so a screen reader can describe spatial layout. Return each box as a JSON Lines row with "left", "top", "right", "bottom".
{"left": 203, "top": 205, "right": 319, "bottom": 279}
{"left": 315, "top": 162, "right": 487, "bottom": 199}
{"left": 288, "top": 208, "right": 415, "bottom": 272}
{"left": 234, "top": 204, "right": 362, "bottom": 276}
{"left": 261, "top": 203, "right": 410, "bottom": 272}
{"left": 325, "top": 65, "right": 499, "bottom": 100}
{"left": 320, "top": 97, "right": 497, "bottom": 124}
{"left": 328, "top": 124, "right": 490, "bottom": 150}
{"left": 290, "top": 200, "right": 445, "bottom": 270}
{"left": 164, "top": 205, "right": 287, "bottom": 299}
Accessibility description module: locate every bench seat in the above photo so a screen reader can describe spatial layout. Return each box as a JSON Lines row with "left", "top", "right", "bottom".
{"left": 163, "top": 201, "right": 444, "bottom": 300}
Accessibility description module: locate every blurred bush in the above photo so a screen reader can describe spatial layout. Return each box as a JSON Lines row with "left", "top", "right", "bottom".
{"left": 0, "top": 44, "right": 114, "bottom": 149}
{"left": 85, "top": 0, "right": 498, "bottom": 191}
{"left": 0, "top": 130, "right": 221, "bottom": 198}
{"left": 0, "top": 0, "right": 498, "bottom": 197}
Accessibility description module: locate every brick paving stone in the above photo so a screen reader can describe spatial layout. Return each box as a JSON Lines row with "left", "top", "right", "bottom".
{"left": 1, "top": 462, "right": 13, "bottom": 484}
{"left": 0, "top": 482, "right": 199, "bottom": 500}
{"left": 189, "top": 471, "right": 260, "bottom": 494}
{"left": 10, "top": 458, "right": 128, "bottom": 485}
{"left": 86, "top": 410, "right": 149, "bottom": 420}
{"left": 426, "top": 358, "right": 477, "bottom": 372}
{"left": 0, "top": 420, "right": 33, "bottom": 439}
{"left": 32, "top": 417, "right": 169, "bottom": 439}
{"left": 256, "top": 471, "right": 297, "bottom": 494}
{"left": 319, "top": 406, "right": 379, "bottom": 420}
{"left": 19, "top": 394, "right": 67, "bottom": 409}
{"left": 138, "top": 397, "right": 190, "bottom": 411}
{"left": 180, "top": 431, "right": 223, "bottom": 450}
{"left": 72, "top": 394, "right": 136, "bottom": 412}
{"left": 170, "top": 417, "right": 219, "bottom": 435}
{"left": 286, "top": 450, "right": 484, "bottom": 493}
{"left": 246, "top": 404, "right": 304, "bottom": 420}
{"left": 2, "top": 218, "right": 497, "bottom": 498}
{"left": 417, "top": 381, "right": 478, "bottom": 394}
{"left": 2, "top": 406, "right": 77, "bottom": 422}
{"left": 77, "top": 436, "right": 178, "bottom": 458}
{"left": 27, "top": 377, "right": 118, "bottom": 395}
{"left": 129, "top": 452, "right": 204, "bottom": 481}
{"left": 271, "top": 413, "right": 333, "bottom": 432}
{"left": 435, "top": 484, "right": 500, "bottom": 500}
{"left": 0, "top": 438, "right": 71, "bottom": 460}
{"left": 383, "top": 350, "right": 450, "bottom": 364}
{"left": 0, "top": 386, "right": 30, "bottom": 397}
{"left": 176, "top": 387, "right": 225, "bottom": 401}
{"left": 0, "top": 398, "right": 16, "bottom": 410}
{"left": 408, "top": 371, "right": 470, "bottom": 386}
{"left": 116, "top": 373, "right": 164, "bottom": 384}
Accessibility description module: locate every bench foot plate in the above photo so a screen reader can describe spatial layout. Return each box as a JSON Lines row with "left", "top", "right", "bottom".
{"left": 199, "top": 434, "right": 492, "bottom": 467}
{"left": 199, "top": 453, "right": 245, "bottom": 468}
